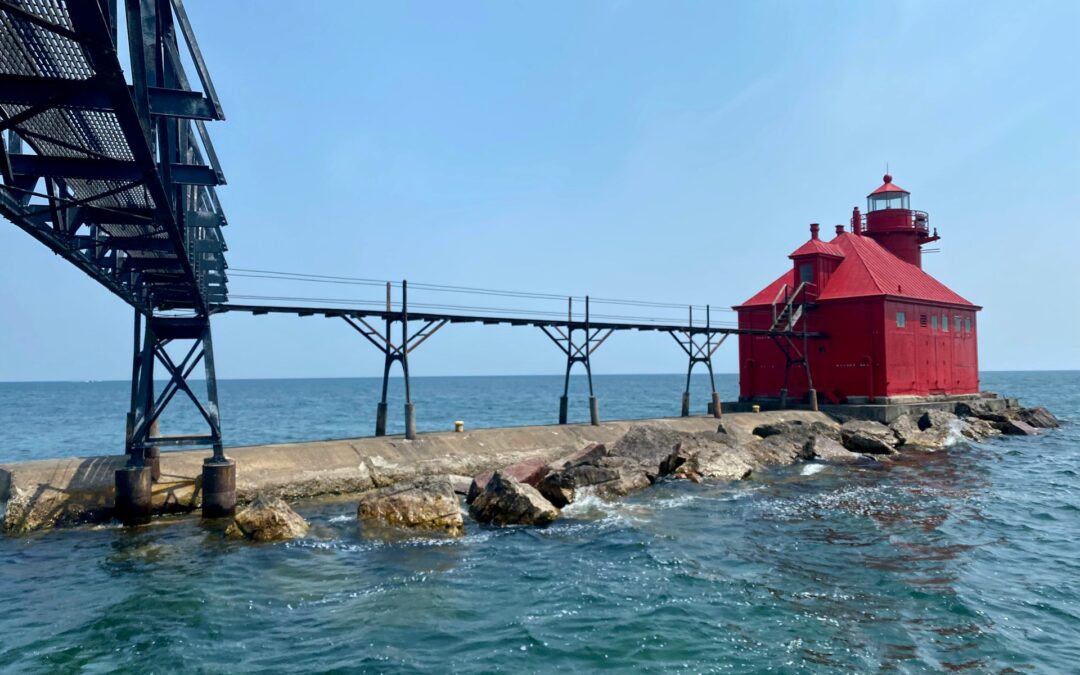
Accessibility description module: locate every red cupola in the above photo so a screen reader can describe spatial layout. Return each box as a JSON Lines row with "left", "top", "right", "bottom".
{"left": 859, "top": 173, "right": 939, "bottom": 268}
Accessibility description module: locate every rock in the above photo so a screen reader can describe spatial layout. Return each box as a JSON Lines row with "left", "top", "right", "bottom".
{"left": 840, "top": 420, "right": 898, "bottom": 454}
{"left": 608, "top": 425, "right": 699, "bottom": 474}
{"left": 448, "top": 474, "right": 473, "bottom": 496}
{"left": 591, "top": 456, "right": 653, "bottom": 497}
{"left": 752, "top": 420, "right": 839, "bottom": 441}
{"left": 548, "top": 442, "right": 609, "bottom": 471}
{"left": 356, "top": 476, "right": 464, "bottom": 537}
{"left": 888, "top": 412, "right": 958, "bottom": 450}
{"left": 225, "top": 494, "right": 309, "bottom": 542}
{"left": 466, "top": 458, "right": 549, "bottom": 504}
{"left": 1018, "top": 406, "right": 1060, "bottom": 429}
{"left": 998, "top": 417, "right": 1040, "bottom": 436}
{"left": 537, "top": 457, "right": 651, "bottom": 507}
{"left": 681, "top": 446, "right": 755, "bottom": 481}
{"left": 748, "top": 434, "right": 808, "bottom": 465}
{"left": 469, "top": 471, "right": 559, "bottom": 526}
{"left": 955, "top": 399, "right": 1000, "bottom": 418}
{"left": 804, "top": 434, "right": 864, "bottom": 463}
{"left": 660, "top": 435, "right": 755, "bottom": 481}
{"left": 961, "top": 418, "right": 1000, "bottom": 441}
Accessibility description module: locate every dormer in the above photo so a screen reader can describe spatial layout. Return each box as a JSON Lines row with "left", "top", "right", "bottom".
{"left": 788, "top": 223, "right": 845, "bottom": 299}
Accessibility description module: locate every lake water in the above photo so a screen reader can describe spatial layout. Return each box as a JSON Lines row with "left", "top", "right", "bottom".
{"left": 1, "top": 371, "right": 1077, "bottom": 673}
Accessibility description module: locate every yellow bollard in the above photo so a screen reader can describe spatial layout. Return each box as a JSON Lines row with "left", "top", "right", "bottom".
{"left": 454, "top": 420, "right": 464, "bottom": 433}
{"left": 752, "top": 404, "right": 761, "bottom": 413}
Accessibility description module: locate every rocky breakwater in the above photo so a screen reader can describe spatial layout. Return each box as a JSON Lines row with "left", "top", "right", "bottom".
{"left": 352, "top": 403, "right": 1060, "bottom": 537}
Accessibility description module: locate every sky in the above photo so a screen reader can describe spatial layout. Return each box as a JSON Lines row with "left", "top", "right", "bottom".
{"left": 2, "top": 0, "right": 1078, "bottom": 381}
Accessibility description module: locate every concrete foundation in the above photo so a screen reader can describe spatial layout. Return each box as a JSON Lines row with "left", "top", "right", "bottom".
{"left": 114, "top": 465, "right": 152, "bottom": 526}
{"left": 201, "top": 459, "right": 236, "bottom": 518}
{"left": 0, "top": 411, "right": 832, "bottom": 534}
{"left": 728, "top": 392, "right": 1018, "bottom": 424}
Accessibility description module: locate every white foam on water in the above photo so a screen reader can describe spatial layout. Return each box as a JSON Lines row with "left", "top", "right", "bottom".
{"left": 944, "top": 418, "right": 968, "bottom": 447}
{"left": 327, "top": 514, "right": 353, "bottom": 524}
{"left": 801, "top": 463, "right": 827, "bottom": 476}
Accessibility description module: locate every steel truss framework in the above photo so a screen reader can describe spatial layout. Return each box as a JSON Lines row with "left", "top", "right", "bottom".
{"left": 667, "top": 305, "right": 727, "bottom": 418}
{"left": 127, "top": 312, "right": 223, "bottom": 461}
{"left": 0, "top": 0, "right": 232, "bottom": 463}
{"left": 341, "top": 281, "right": 447, "bottom": 440}
{"left": 540, "top": 297, "right": 612, "bottom": 425}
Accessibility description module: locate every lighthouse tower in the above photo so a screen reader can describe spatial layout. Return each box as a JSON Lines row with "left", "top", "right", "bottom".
{"left": 856, "top": 174, "right": 940, "bottom": 268}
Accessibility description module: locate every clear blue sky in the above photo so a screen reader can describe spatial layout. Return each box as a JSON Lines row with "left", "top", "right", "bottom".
{"left": 2, "top": 1, "right": 1078, "bottom": 381}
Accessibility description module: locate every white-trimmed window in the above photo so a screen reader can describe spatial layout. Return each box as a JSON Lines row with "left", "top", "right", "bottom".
{"left": 942, "top": 315, "right": 949, "bottom": 332}
{"left": 896, "top": 311, "right": 906, "bottom": 328}
{"left": 966, "top": 318, "right": 972, "bottom": 333}
{"left": 931, "top": 315, "right": 938, "bottom": 331}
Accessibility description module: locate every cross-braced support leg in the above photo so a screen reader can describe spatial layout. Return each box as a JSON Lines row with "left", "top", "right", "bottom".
{"left": 542, "top": 297, "right": 612, "bottom": 426}
{"left": 668, "top": 306, "right": 726, "bottom": 419}
{"left": 119, "top": 311, "right": 230, "bottom": 523}
{"left": 343, "top": 281, "right": 446, "bottom": 440}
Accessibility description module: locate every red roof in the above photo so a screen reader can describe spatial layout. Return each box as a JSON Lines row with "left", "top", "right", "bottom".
{"left": 789, "top": 238, "right": 844, "bottom": 258}
{"left": 869, "top": 173, "right": 908, "bottom": 195}
{"left": 737, "top": 232, "right": 977, "bottom": 309}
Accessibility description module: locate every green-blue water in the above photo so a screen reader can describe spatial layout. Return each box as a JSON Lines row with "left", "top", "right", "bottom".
{"left": 0, "top": 372, "right": 1077, "bottom": 673}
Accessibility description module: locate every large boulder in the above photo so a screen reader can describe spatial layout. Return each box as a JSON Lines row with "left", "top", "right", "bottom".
{"left": 961, "top": 418, "right": 1000, "bottom": 442}
{"left": 356, "top": 476, "right": 464, "bottom": 537}
{"left": 752, "top": 419, "right": 840, "bottom": 442}
{"left": 608, "top": 425, "right": 704, "bottom": 477}
{"left": 225, "top": 494, "right": 309, "bottom": 542}
{"left": 997, "top": 417, "right": 1040, "bottom": 436}
{"left": 537, "top": 456, "right": 651, "bottom": 507}
{"left": 1018, "top": 406, "right": 1059, "bottom": 429}
{"left": 659, "top": 434, "right": 757, "bottom": 480}
{"left": 466, "top": 457, "right": 549, "bottom": 504}
{"left": 548, "top": 442, "right": 609, "bottom": 471}
{"left": 889, "top": 411, "right": 960, "bottom": 450}
{"left": 747, "top": 434, "right": 811, "bottom": 466}
{"left": 469, "top": 471, "right": 559, "bottom": 526}
{"left": 804, "top": 434, "right": 865, "bottom": 464}
{"left": 840, "top": 420, "right": 899, "bottom": 454}
{"left": 955, "top": 399, "right": 1001, "bottom": 419}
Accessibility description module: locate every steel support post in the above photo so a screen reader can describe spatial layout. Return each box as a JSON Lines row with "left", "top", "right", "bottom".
{"left": 542, "top": 297, "right": 612, "bottom": 426}
{"left": 343, "top": 281, "right": 446, "bottom": 441}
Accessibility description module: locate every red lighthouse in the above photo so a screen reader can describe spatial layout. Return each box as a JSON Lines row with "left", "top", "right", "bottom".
{"left": 735, "top": 174, "right": 980, "bottom": 405}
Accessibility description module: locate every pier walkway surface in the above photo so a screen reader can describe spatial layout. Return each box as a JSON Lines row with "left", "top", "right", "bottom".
{"left": 1, "top": 410, "right": 827, "bottom": 533}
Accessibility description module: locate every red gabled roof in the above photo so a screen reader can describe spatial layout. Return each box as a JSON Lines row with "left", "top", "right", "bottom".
{"left": 738, "top": 269, "right": 798, "bottom": 308}
{"left": 789, "top": 238, "right": 844, "bottom": 258}
{"left": 736, "top": 232, "right": 978, "bottom": 309}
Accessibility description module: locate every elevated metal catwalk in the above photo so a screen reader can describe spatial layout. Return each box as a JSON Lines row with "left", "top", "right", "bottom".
{"left": 0, "top": 0, "right": 231, "bottom": 509}
{"left": 215, "top": 290, "right": 824, "bottom": 438}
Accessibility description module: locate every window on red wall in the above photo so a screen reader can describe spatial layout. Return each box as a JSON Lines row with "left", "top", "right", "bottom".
{"left": 896, "top": 311, "right": 906, "bottom": 328}
{"left": 931, "top": 315, "right": 938, "bottom": 331}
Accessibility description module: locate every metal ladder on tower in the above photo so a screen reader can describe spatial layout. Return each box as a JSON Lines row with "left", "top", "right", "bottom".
{"left": 768, "top": 282, "right": 818, "bottom": 410}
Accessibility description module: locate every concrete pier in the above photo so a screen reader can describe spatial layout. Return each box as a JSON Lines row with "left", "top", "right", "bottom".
{"left": 0, "top": 411, "right": 829, "bottom": 534}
